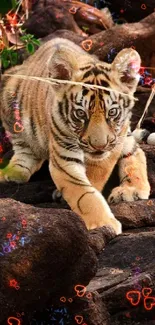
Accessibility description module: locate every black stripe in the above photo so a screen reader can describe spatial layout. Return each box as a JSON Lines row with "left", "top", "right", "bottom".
{"left": 77, "top": 191, "right": 95, "bottom": 213}
{"left": 80, "top": 65, "right": 93, "bottom": 71}
{"left": 64, "top": 95, "right": 69, "bottom": 118}
{"left": 82, "top": 67, "right": 111, "bottom": 80}
{"left": 83, "top": 70, "right": 93, "bottom": 79}
{"left": 103, "top": 90, "right": 110, "bottom": 95}
{"left": 93, "top": 68, "right": 107, "bottom": 76}
{"left": 51, "top": 128, "right": 78, "bottom": 151}
{"left": 59, "top": 155, "right": 84, "bottom": 165}
{"left": 53, "top": 146, "right": 84, "bottom": 165}
{"left": 98, "top": 92, "right": 103, "bottom": 101}
{"left": 52, "top": 156, "right": 85, "bottom": 183}
{"left": 99, "top": 80, "right": 109, "bottom": 88}
{"left": 90, "top": 94, "right": 95, "bottom": 101}
{"left": 51, "top": 129, "right": 68, "bottom": 147}
{"left": 82, "top": 80, "right": 95, "bottom": 86}
{"left": 100, "top": 70, "right": 110, "bottom": 80}
{"left": 51, "top": 115, "right": 68, "bottom": 138}
{"left": 13, "top": 163, "right": 31, "bottom": 173}
{"left": 120, "top": 175, "right": 131, "bottom": 184}
{"left": 58, "top": 101, "right": 66, "bottom": 121}
{"left": 69, "top": 180, "right": 91, "bottom": 187}
{"left": 13, "top": 141, "right": 28, "bottom": 148}
{"left": 82, "top": 88, "right": 89, "bottom": 96}
{"left": 70, "top": 93, "right": 73, "bottom": 101}
{"left": 97, "top": 64, "right": 111, "bottom": 72}
{"left": 88, "top": 66, "right": 111, "bottom": 80}
{"left": 30, "top": 117, "right": 37, "bottom": 137}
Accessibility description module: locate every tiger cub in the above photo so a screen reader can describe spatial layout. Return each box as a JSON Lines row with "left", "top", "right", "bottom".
{"left": 0, "top": 38, "right": 150, "bottom": 234}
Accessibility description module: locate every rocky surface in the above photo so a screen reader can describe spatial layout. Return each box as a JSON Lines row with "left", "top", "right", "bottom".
{"left": 0, "top": 150, "right": 155, "bottom": 324}
{"left": 0, "top": 198, "right": 100, "bottom": 324}
{"left": 87, "top": 228, "right": 155, "bottom": 325}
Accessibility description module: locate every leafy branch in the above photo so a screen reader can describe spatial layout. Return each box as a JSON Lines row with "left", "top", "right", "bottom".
{"left": 0, "top": 0, "right": 40, "bottom": 70}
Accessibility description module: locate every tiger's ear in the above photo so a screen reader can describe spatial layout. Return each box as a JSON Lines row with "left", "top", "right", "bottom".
{"left": 47, "top": 45, "right": 79, "bottom": 81}
{"left": 111, "top": 48, "right": 141, "bottom": 92}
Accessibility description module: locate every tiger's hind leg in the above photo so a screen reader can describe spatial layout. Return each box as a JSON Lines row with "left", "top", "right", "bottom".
{"left": 0, "top": 140, "right": 44, "bottom": 183}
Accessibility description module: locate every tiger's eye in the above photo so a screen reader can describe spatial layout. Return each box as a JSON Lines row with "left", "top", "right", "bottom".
{"left": 108, "top": 108, "right": 118, "bottom": 117}
{"left": 75, "top": 109, "right": 86, "bottom": 118}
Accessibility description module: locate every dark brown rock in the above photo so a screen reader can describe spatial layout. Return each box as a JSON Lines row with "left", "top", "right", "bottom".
{"left": 111, "top": 198, "right": 155, "bottom": 229}
{"left": 87, "top": 229, "right": 155, "bottom": 324}
{"left": 0, "top": 198, "right": 99, "bottom": 324}
{"left": 67, "top": 291, "right": 111, "bottom": 325}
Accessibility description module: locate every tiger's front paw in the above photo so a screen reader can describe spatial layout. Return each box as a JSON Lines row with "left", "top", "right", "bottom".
{"left": 104, "top": 216, "right": 122, "bottom": 235}
{"left": 85, "top": 212, "right": 122, "bottom": 235}
{"left": 108, "top": 185, "right": 150, "bottom": 204}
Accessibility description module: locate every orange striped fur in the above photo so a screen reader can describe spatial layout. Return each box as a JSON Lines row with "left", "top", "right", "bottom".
{"left": 0, "top": 38, "right": 150, "bottom": 234}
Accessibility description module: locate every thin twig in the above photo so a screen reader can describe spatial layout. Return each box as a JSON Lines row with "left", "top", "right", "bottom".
{"left": 3, "top": 74, "right": 138, "bottom": 100}
{"left": 136, "top": 84, "right": 155, "bottom": 129}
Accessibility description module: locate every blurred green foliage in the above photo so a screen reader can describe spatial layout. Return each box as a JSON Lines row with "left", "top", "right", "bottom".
{"left": 0, "top": 0, "right": 41, "bottom": 70}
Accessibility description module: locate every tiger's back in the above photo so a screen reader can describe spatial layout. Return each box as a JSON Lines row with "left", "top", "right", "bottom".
{"left": 0, "top": 39, "right": 86, "bottom": 158}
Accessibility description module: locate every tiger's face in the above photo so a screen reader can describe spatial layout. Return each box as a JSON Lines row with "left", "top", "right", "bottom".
{"left": 65, "top": 83, "right": 135, "bottom": 159}
{"left": 50, "top": 45, "right": 140, "bottom": 159}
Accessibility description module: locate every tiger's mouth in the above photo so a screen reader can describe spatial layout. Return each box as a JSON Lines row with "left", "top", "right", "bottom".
{"left": 85, "top": 150, "right": 111, "bottom": 161}
{"left": 80, "top": 144, "right": 105, "bottom": 155}
{"left": 79, "top": 141, "right": 115, "bottom": 159}
{"left": 90, "top": 150, "right": 105, "bottom": 156}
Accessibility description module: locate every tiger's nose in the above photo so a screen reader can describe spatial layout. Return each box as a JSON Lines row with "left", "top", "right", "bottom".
{"left": 89, "top": 138, "right": 108, "bottom": 151}
{"left": 90, "top": 143, "right": 106, "bottom": 151}
{"left": 92, "top": 144, "right": 106, "bottom": 151}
